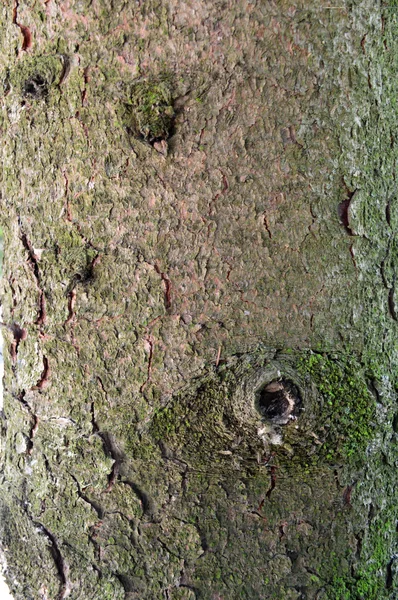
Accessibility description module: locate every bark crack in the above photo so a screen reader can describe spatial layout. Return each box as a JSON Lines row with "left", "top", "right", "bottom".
{"left": 140, "top": 335, "right": 154, "bottom": 394}
{"left": 69, "top": 472, "right": 104, "bottom": 519}
{"left": 12, "top": 0, "right": 32, "bottom": 51}
{"left": 120, "top": 479, "right": 154, "bottom": 519}
{"left": 19, "top": 223, "right": 47, "bottom": 327}
{"left": 1, "top": 321, "right": 28, "bottom": 364}
{"left": 33, "top": 355, "right": 51, "bottom": 390}
{"left": 28, "top": 517, "right": 71, "bottom": 599}
{"left": 154, "top": 264, "right": 172, "bottom": 313}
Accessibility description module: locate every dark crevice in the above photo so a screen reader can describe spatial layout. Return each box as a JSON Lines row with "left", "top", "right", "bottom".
{"left": 58, "top": 55, "right": 72, "bottom": 87}
{"left": 392, "top": 412, "right": 398, "bottom": 433}
{"left": 23, "top": 74, "right": 48, "bottom": 99}
{"left": 69, "top": 473, "right": 104, "bottom": 519}
{"left": 157, "top": 537, "right": 183, "bottom": 560}
{"left": 12, "top": 389, "right": 30, "bottom": 411}
{"left": 27, "top": 414, "right": 39, "bottom": 455}
{"left": 20, "top": 228, "right": 40, "bottom": 282}
{"left": 19, "top": 224, "right": 47, "bottom": 327}
{"left": 386, "top": 194, "right": 393, "bottom": 227}
{"left": 386, "top": 558, "right": 394, "bottom": 589}
{"left": 120, "top": 479, "right": 154, "bottom": 518}
{"left": 338, "top": 187, "right": 357, "bottom": 236}
{"left": 66, "top": 253, "right": 101, "bottom": 294}
{"left": 104, "top": 460, "right": 120, "bottom": 493}
{"left": 97, "top": 431, "right": 124, "bottom": 493}
{"left": 31, "top": 520, "right": 70, "bottom": 599}
{"left": 36, "top": 291, "right": 47, "bottom": 326}
{"left": 388, "top": 281, "right": 398, "bottom": 321}
{"left": 64, "top": 289, "right": 76, "bottom": 326}
{"left": 90, "top": 400, "right": 99, "bottom": 434}
{"left": 12, "top": 0, "right": 32, "bottom": 51}
{"left": 3, "top": 321, "right": 28, "bottom": 364}
{"left": 354, "top": 532, "right": 363, "bottom": 561}
{"left": 33, "top": 355, "right": 51, "bottom": 390}
{"left": 256, "top": 379, "right": 301, "bottom": 424}
{"left": 266, "top": 465, "right": 277, "bottom": 499}
{"left": 380, "top": 238, "right": 392, "bottom": 290}
{"left": 114, "top": 573, "right": 138, "bottom": 593}
{"left": 154, "top": 264, "right": 172, "bottom": 313}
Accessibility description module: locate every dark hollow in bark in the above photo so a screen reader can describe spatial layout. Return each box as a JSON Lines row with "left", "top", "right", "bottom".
{"left": 256, "top": 380, "right": 300, "bottom": 425}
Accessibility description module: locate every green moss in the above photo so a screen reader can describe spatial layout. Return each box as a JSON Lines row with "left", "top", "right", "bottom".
{"left": 123, "top": 75, "right": 174, "bottom": 142}
{"left": 327, "top": 520, "right": 392, "bottom": 600}
{"left": 8, "top": 54, "right": 63, "bottom": 99}
{"left": 151, "top": 375, "right": 232, "bottom": 460}
{"left": 297, "top": 352, "right": 375, "bottom": 464}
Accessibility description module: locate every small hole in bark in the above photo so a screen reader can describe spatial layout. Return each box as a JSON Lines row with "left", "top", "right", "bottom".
{"left": 256, "top": 379, "right": 301, "bottom": 425}
{"left": 23, "top": 74, "right": 48, "bottom": 99}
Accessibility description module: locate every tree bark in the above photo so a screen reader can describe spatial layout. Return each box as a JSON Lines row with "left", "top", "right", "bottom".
{"left": 0, "top": 1, "right": 397, "bottom": 599}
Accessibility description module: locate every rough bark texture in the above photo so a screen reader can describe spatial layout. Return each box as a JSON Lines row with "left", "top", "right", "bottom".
{"left": 0, "top": 1, "right": 398, "bottom": 599}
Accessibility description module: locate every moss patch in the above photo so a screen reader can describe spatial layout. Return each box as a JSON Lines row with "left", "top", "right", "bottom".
{"left": 297, "top": 352, "right": 375, "bottom": 464}
{"left": 123, "top": 75, "right": 175, "bottom": 143}
{"left": 8, "top": 54, "right": 63, "bottom": 100}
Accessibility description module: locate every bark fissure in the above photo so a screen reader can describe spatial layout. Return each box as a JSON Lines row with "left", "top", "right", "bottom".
{"left": 30, "top": 519, "right": 70, "bottom": 600}
{"left": 12, "top": 0, "right": 32, "bottom": 51}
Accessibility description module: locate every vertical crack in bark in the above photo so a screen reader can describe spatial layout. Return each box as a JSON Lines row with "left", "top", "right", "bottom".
{"left": 140, "top": 335, "right": 154, "bottom": 394}
{"left": 1, "top": 321, "right": 28, "bottom": 364}
{"left": 27, "top": 414, "right": 39, "bottom": 455}
{"left": 265, "top": 465, "right": 277, "bottom": 499}
{"left": 97, "top": 431, "right": 124, "bottom": 494}
{"left": 31, "top": 520, "right": 70, "bottom": 599}
{"left": 386, "top": 558, "right": 394, "bottom": 589}
{"left": 19, "top": 225, "right": 47, "bottom": 327}
{"left": 263, "top": 213, "right": 272, "bottom": 239}
{"left": 11, "top": 390, "right": 39, "bottom": 454}
{"left": 33, "top": 355, "right": 51, "bottom": 390}
{"left": 104, "top": 460, "right": 120, "bottom": 494}
{"left": 12, "top": 0, "right": 32, "bottom": 51}
{"left": 64, "top": 290, "right": 76, "bottom": 326}
{"left": 58, "top": 55, "right": 72, "bottom": 87}
{"left": 154, "top": 264, "right": 172, "bottom": 313}
{"left": 388, "top": 278, "right": 398, "bottom": 321}
{"left": 81, "top": 66, "right": 90, "bottom": 106}
{"left": 90, "top": 400, "right": 99, "bottom": 434}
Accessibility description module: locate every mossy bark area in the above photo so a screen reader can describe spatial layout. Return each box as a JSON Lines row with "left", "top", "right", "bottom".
{"left": 0, "top": 1, "right": 397, "bottom": 599}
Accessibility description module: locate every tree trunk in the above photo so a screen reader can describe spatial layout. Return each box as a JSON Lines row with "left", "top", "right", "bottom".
{"left": 0, "top": 1, "right": 397, "bottom": 598}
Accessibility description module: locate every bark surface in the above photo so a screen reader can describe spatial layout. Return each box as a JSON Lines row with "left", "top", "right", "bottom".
{"left": 0, "top": 1, "right": 398, "bottom": 599}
